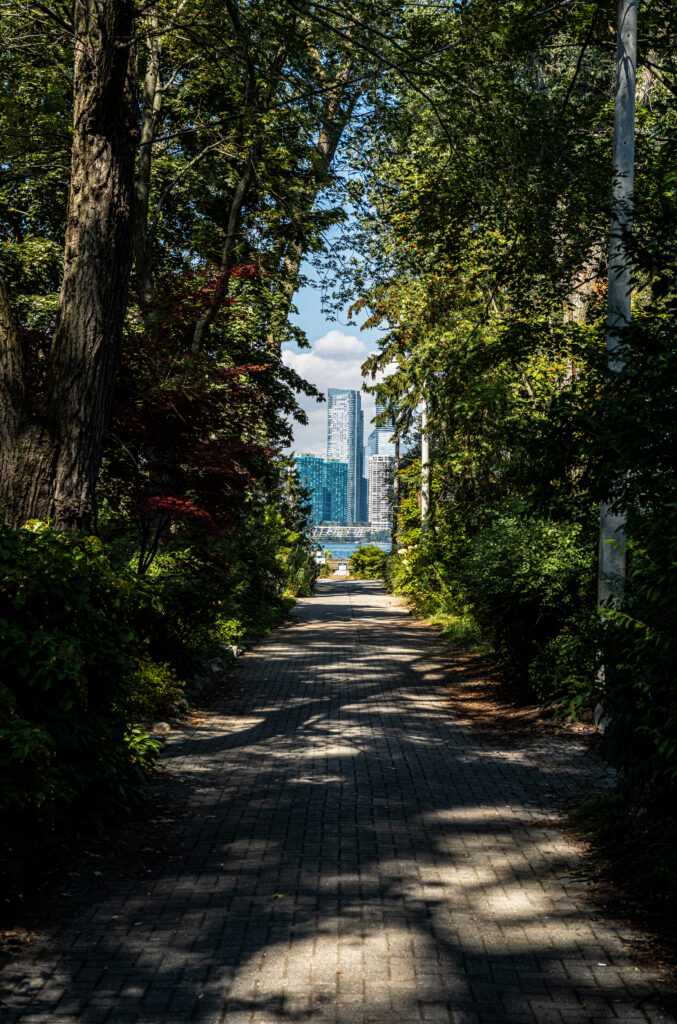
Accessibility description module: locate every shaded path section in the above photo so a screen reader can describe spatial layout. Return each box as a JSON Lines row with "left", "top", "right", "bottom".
{"left": 1, "top": 580, "right": 673, "bottom": 1023}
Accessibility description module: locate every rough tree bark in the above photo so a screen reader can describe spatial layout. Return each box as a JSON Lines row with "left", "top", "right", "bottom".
{"left": 597, "top": 0, "right": 637, "bottom": 606}
{"left": 0, "top": 0, "right": 138, "bottom": 530}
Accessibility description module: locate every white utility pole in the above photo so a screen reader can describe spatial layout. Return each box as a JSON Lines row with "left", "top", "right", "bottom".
{"left": 421, "top": 398, "right": 431, "bottom": 533}
{"left": 597, "top": 0, "right": 637, "bottom": 607}
{"left": 391, "top": 434, "right": 400, "bottom": 550}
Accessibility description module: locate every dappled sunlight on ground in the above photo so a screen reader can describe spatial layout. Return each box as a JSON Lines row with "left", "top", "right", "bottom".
{"left": 0, "top": 579, "right": 673, "bottom": 1023}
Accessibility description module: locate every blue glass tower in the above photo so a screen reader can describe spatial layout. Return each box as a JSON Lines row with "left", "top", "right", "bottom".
{"left": 295, "top": 455, "right": 348, "bottom": 524}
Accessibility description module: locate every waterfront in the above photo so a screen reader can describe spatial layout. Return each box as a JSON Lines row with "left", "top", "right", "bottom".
{"left": 314, "top": 539, "right": 390, "bottom": 559}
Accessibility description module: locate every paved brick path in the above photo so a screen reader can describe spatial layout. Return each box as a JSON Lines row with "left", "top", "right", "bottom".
{"left": 1, "top": 579, "right": 674, "bottom": 1023}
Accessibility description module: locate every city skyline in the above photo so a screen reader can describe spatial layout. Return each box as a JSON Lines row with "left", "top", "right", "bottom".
{"left": 295, "top": 387, "right": 393, "bottom": 529}
{"left": 282, "top": 329, "right": 381, "bottom": 456}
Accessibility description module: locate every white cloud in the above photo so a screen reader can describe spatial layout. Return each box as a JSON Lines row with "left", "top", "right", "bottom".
{"left": 312, "top": 330, "right": 369, "bottom": 361}
{"left": 282, "top": 330, "right": 377, "bottom": 454}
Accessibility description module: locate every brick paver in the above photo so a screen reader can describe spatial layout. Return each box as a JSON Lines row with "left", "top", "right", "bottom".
{"left": 1, "top": 579, "right": 674, "bottom": 1023}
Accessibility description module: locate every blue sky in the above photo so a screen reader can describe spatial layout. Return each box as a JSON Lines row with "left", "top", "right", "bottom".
{"left": 282, "top": 275, "right": 388, "bottom": 455}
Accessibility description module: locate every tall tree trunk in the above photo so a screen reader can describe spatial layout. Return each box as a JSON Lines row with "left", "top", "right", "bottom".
{"left": 133, "top": 8, "right": 163, "bottom": 307}
{"left": 597, "top": 0, "right": 636, "bottom": 606}
{"left": 0, "top": 0, "right": 138, "bottom": 531}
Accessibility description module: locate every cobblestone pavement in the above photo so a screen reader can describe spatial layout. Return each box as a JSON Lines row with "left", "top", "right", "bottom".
{"left": 2, "top": 579, "right": 674, "bottom": 1024}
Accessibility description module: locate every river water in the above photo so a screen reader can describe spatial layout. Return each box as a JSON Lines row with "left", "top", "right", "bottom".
{"left": 313, "top": 540, "right": 391, "bottom": 559}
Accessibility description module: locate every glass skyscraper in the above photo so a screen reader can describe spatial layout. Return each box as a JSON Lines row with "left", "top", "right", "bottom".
{"left": 324, "top": 459, "right": 348, "bottom": 522}
{"left": 368, "top": 400, "right": 396, "bottom": 459}
{"left": 294, "top": 455, "right": 327, "bottom": 524}
{"left": 367, "top": 426, "right": 396, "bottom": 458}
{"left": 326, "top": 388, "right": 366, "bottom": 523}
{"left": 295, "top": 455, "right": 348, "bottom": 524}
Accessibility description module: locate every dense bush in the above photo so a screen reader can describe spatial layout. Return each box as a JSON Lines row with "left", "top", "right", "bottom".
{"left": 349, "top": 544, "right": 388, "bottom": 579}
{"left": 459, "top": 509, "right": 595, "bottom": 680}
{"left": 600, "top": 529, "right": 677, "bottom": 804}
{"left": 115, "top": 507, "right": 316, "bottom": 680}
{"left": 385, "top": 501, "right": 595, "bottom": 690}
{"left": 126, "top": 657, "right": 186, "bottom": 719}
{"left": 283, "top": 540, "right": 319, "bottom": 596}
{"left": 386, "top": 540, "right": 466, "bottom": 615}
{"left": 528, "top": 612, "right": 600, "bottom": 718}
{"left": 0, "top": 503, "right": 314, "bottom": 898}
{"left": 0, "top": 523, "right": 151, "bottom": 892}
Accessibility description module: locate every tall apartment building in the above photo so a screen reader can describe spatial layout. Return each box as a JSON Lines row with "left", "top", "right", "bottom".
{"left": 367, "top": 426, "right": 396, "bottom": 458}
{"left": 324, "top": 459, "right": 348, "bottom": 522}
{"left": 368, "top": 454, "right": 394, "bottom": 529}
{"left": 294, "top": 455, "right": 348, "bottom": 524}
{"left": 326, "top": 388, "right": 366, "bottom": 523}
{"left": 367, "top": 398, "right": 396, "bottom": 459}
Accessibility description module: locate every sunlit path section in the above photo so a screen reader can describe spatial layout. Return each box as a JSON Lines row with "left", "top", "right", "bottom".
{"left": 1, "top": 579, "right": 673, "bottom": 1023}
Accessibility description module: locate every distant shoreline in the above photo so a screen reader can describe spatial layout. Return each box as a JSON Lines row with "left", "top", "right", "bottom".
{"left": 312, "top": 537, "right": 391, "bottom": 544}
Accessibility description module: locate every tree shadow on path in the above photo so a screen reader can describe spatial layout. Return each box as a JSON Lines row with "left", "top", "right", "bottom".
{"left": 1, "top": 580, "right": 674, "bottom": 1024}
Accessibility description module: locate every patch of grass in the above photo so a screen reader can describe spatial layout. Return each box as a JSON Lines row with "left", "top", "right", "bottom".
{"left": 426, "top": 610, "right": 491, "bottom": 654}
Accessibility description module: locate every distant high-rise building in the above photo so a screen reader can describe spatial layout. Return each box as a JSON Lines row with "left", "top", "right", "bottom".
{"left": 368, "top": 400, "right": 396, "bottom": 459}
{"left": 327, "top": 389, "right": 365, "bottom": 523}
{"left": 294, "top": 455, "right": 348, "bottom": 524}
{"left": 368, "top": 454, "right": 394, "bottom": 529}
{"left": 295, "top": 455, "right": 327, "bottom": 524}
{"left": 367, "top": 426, "right": 396, "bottom": 459}
{"left": 359, "top": 475, "right": 368, "bottom": 524}
{"left": 324, "top": 459, "right": 348, "bottom": 522}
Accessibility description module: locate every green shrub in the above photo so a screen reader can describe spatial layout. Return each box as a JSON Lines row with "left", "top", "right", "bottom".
{"left": 283, "top": 541, "right": 318, "bottom": 596}
{"left": 348, "top": 545, "right": 388, "bottom": 579}
{"left": 386, "top": 540, "right": 466, "bottom": 614}
{"left": 135, "top": 535, "right": 292, "bottom": 674}
{"left": 600, "top": 529, "right": 677, "bottom": 805}
{"left": 208, "top": 616, "right": 245, "bottom": 645}
{"left": 459, "top": 508, "right": 595, "bottom": 681}
{"left": 124, "top": 725, "right": 164, "bottom": 770}
{"left": 426, "top": 610, "right": 487, "bottom": 652}
{"left": 126, "top": 657, "right": 186, "bottom": 719}
{"left": 0, "top": 522, "right": 148, "bottom": 893}
{"left": 528, "top": 613, "right": 601, "bottom": 718}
